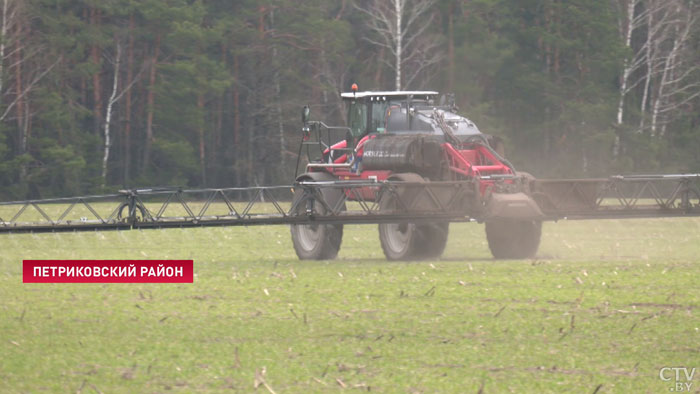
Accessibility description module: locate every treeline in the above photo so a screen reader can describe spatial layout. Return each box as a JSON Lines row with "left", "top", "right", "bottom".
{"left": 0, "top": 0, "right": 698, "bottom": 199}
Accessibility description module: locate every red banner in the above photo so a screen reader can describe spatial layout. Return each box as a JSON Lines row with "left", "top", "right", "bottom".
{"left": 23, "top": 260, "right": 193, "bottom": 283}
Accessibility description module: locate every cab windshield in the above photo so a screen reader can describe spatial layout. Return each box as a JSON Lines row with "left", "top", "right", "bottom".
{"left": 370, "top": 101, "right": 390, "bottom": 133}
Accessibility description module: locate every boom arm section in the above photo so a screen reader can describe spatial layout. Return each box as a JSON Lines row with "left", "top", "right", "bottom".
{"left": 0, "top": 174, "right": 699, "bottom": 234}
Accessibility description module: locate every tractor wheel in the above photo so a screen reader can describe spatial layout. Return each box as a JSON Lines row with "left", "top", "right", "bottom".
{"left": 290, "top": 173, "right": 345, "bottom": 260}
{"left": 485, "top": 219, "right": 541, "bottom": 259}
{"left": 416, "top": 222, "right": 449, "bottom": 260}
{"left": 378, "top": 173, "right": 448, "bottom": 260}
{"left": 378, "top": 222, "right": 421, "bottom": 261}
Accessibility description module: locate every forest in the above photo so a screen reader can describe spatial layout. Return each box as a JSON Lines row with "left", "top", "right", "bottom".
{"left": 0, "top": 0, "right": 698, "bottom": 199}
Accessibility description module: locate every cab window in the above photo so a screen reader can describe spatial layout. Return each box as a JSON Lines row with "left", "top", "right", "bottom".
{"left": 347, "top": 102, "right": 367, "bottom": 138}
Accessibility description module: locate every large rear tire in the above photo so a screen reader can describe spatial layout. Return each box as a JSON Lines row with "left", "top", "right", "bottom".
{"left": 485, "top": 219, "right": 541, "bottom": 259}
{"left": 291, "top": 173, "right": 345, "bottom": 260}
{"left": 378, "top": 173, "right": 449, "bottom": 260}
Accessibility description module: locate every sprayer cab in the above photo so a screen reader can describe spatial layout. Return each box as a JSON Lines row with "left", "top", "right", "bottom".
{"left": 327, "top": 90, "right": 515, "bottom": 181}
{"left": 338, "top": 90, "right": 484, "bottom": 142}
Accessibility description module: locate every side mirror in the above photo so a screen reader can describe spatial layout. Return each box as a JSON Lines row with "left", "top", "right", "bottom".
{"left": 301, "top": 105, "right": 310, "bottom": 124}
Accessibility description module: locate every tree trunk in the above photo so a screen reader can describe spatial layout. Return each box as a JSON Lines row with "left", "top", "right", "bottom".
{"left": 23, "top": 97, "right": 30, "bottom": 153}
{"left": 616, "top": 0, "right": 635, "bottom": 126}
{"left": 250, "top": 6, "right": 265, "bottom": 186}
{"left": 14, "top": 16, "right": 23, "bottom": 149}
{"left": 544, "top": 4, "right": 552, "bottom": 74}
{"left": 447, "top": 1, "right": 454, "bottom": 89}
{"left": 394, "top": 0, "right": 402, "bottom": 90}
{"left": 270, "top": 8, "right": 284, "bottom": 173}
{"left": 651, "top": 3, "right": 684, "bottom": 136}
{"left": 102, "top": 42, "right": 121, "bottom": 189}
{"left": 14, "top": 15, "right": 25, "bottom": 182}
{"left": 0, "top": 0, "right": 9, "bottom": 102}
{"left": 233, "top": 53, "right": 240, "bottom": 146}
{"left": 80, "top": 7, "right": 87, "bottom": 106}
{"left": 143, "top": 33, "right": 160, "bottom": 172}
{"left": 213, "top": 42, "right": 225, "bottom": 173}
{"left": 638, "top": 4, "right": 654, "bottom": 133}
{"left": 553, "top": 0, "right": 560, "bottom": 77}
{"left": 614, "top": 0, "right": 636, "bottom": 157}
{"left": 91, "top": 7, "right": 102, "bottom": 135}
{"left": 197, "top": 93, "right": 206, "bottom": 185}
{"left": 233, "top": 52, "right": 241, "bottom": 186}
{"left": 124, "top": 13, "right": 135, "bottom": 185}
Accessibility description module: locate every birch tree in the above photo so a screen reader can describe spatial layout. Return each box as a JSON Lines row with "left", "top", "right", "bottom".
{"left": 613, "top": 0, "right": 677, "bottom": 154}
{"left": 0, "top": 0, "right": 43, "bottom": 123}
{"left": 615, "top": 0, "right": 641, "bottom": 128}
{"left": 100, "top": 38, "right": 145, "bottom": 188}
{"left": 649, "top": 0, "right": 700, "bottom": 136}
{"left": 0, "top": 0, "right": 16, "bottom": 101}
{"left": 614, "top": 0, "right": 699, "bottom": 139}
{"left": 100, "top": 42, "right": 120, "bottom": 188}
{"left": 354, "top": 0, "right": 439, "bottom": 90}
{"left": 0, "top": 0, "right": 57, "bottom": 173}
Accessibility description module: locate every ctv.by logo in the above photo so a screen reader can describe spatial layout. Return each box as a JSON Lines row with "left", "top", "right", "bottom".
{"left": 659, "top": 367, "right": 696, "bottom": 392}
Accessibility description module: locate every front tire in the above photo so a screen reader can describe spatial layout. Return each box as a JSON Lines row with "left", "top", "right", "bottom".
{"left": 418, "top": 222, "right": 449, "bottom": 259}
{"left": 379, "top": 222, "right": 421, "bottom": 260}
{"left": 485, "top": 219, "right": 541, "bottom": 259}
{"left": 290, "top": 174, "right": 345, "bottom": 260}
{"left": 379, "top": 218, "right": 449, "bottom": 261}
{"left": 378, "top": 173, "right": 449, "bottom": 260}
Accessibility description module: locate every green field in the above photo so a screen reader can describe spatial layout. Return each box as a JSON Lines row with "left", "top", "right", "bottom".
{"left": 1, "top": 218, "right": 698, "bottom": 393}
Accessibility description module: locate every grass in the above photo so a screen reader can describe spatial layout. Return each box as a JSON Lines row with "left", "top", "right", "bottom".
{"left": 0, "top": 217, "right": 698, "bottom": 393}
